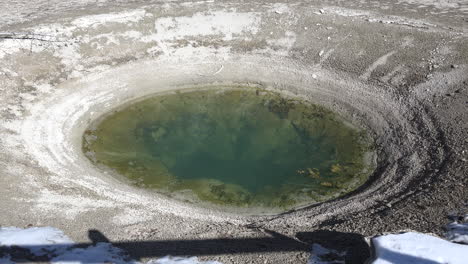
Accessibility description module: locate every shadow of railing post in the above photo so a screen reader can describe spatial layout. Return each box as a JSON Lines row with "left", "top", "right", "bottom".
{"left": 88, "top": 229, "right": 111, "bottom": 244}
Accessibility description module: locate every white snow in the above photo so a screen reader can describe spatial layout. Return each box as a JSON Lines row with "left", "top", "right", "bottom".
{"left": 446, "top": 221, "right": 468, "bottom": 244}
{"left": 372, "top": 232, "right": 468, "bottom": 264}
{"left": 0, "top": 227, "right": 73, "bottom": 256}
{"left": 0, "top": 227, "right": 222, "bottom": 264}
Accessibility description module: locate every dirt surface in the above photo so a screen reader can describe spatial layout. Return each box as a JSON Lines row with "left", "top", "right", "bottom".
{"left": 0, "top": 1, "right": 466, "bottom": 263}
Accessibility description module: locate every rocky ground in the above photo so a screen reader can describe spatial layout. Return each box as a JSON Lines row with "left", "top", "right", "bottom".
{"left": 0, "top": 1, "right": 466, "bottom": 263}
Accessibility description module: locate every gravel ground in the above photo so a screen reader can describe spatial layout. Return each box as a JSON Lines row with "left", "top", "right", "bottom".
{"left": 0, "top": 1, "right": 466, "bottom": 263}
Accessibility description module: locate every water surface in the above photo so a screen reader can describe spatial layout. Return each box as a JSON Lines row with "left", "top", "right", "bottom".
{"left": 83, "top": 87, "right": 373, "bottom": 212}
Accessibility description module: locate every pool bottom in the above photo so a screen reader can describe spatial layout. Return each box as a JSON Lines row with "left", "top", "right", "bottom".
{"left": 83, "top": 87, "right": 375, "bottom": 213}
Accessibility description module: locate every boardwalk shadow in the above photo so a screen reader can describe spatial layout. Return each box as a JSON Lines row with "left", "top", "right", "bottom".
{"left": 1, "top": 228, "right": 444, "bottom": 263}
{"left": 0, "top": 228, "right": 309, "bottom": 262}
{"left": 115, "top": 229, "right": 310, "bottom": 260}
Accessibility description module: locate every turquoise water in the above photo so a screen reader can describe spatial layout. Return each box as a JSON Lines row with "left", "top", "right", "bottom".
{"left": 83, "top": 87, "right": 373, "bottom": 211}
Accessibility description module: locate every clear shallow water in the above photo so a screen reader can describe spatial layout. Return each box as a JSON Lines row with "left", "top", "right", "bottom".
{"left": 83, "top": 87, "right": 373, "bottom": 212}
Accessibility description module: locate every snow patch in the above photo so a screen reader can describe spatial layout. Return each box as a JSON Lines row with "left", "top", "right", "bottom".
{"left": 372, "top": 232, "right": 468, "bottom": 264}
{"left": 0, "top": 227, "right": 73, "bottom": 256}
{"left": 0, "top": 227, "right": 222, "bottom": 264}
{"left": 0, "top": 227, "right": 72, "bottom": 247}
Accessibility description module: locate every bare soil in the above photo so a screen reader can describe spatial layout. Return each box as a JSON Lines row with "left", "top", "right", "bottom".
{"left": 0, "top": 1, "right": 466, "bottom": 263}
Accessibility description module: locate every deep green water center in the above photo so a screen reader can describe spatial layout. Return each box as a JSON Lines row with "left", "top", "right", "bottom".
{"left": 83, "top": 87, "right": 373, "bottom": 212}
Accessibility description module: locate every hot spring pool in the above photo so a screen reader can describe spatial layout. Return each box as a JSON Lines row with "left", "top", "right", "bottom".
{"left": 83, "top": 86, "right": 374, "bottom": 213}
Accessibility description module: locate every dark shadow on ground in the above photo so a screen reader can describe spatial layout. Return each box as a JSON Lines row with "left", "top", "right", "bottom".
{"left": 115, "top": 229, "right": 310, "bottom": 260}
{"left": 296, "top": 230, "right": 370, "bottom": 264}
{"left": 1, "top": 228, "right": 435, "bottom": 263}
{"left": 0, "top": 229, "right": 310, "bottom": 262}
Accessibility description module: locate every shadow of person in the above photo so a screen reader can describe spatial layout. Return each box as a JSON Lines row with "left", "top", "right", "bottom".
{"left": 296, "top": 230, "right": 370, "bottom": 264}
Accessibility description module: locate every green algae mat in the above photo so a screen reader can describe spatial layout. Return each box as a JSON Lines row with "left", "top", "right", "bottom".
{"left": 83, "top": 87, "right": 374, "bottom": 213}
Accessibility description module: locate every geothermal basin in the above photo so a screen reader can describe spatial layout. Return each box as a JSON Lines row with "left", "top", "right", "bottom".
{"left": 84, "top": 87, "right": 374, "bottom": 213}
{"left": 0, "top": 0, "right": 467, "bottom": 263}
